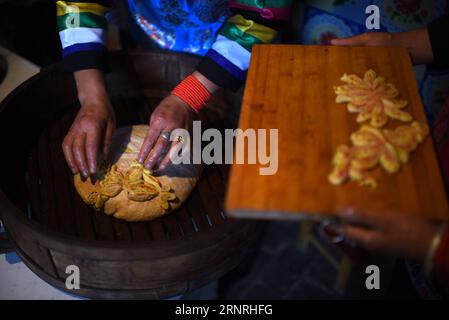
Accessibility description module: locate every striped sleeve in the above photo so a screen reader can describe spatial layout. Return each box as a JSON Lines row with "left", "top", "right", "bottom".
{"left": 197, "top": 0, "right": 293, "bottom": 91}
{"left": 56, "top": 1, "right": 110, "bottom": 72}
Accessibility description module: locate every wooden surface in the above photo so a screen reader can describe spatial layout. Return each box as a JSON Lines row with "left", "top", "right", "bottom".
{"left": 225, "top": 45, "right": 449, "bottom": 221}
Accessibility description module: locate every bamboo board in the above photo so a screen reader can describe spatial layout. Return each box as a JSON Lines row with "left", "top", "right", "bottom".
{"left": 225, "top": 45, "right": 449, "bottom": 221}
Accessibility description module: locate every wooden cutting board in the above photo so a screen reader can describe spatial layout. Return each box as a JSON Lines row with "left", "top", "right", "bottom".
{"left": 225, "top": 44, "right": 449, "bottom": 221}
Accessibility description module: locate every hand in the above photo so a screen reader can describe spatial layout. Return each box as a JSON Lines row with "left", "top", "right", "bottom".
{"left": 63, "top": 102, "right": 115, "bottom": 177}
{"left": 337, "top": 207, "right": 439, "bottom": 261}
{"left": 331, "top": 28, "right": 434, "bottom": 65}
{"left": 138, "top": 94, "right": 193, "bottom": 170}
{"left": 331, "top": 32, "right": 395, "bottom": 47}
{"left": 62, "top": 69, "right": 116, "bottom": 177}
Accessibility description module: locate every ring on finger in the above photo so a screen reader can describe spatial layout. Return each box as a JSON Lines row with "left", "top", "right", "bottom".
{"left": 159, "top": 131, "right": 171, "bottom": 141}
{"left": 318, "top": 219, "right": 346, "bottom": 244}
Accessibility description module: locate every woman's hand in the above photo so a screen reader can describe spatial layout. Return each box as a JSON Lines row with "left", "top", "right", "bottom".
{"left": 332, "top": 32, "right": 395, "bottom": 47}
{"left": 138, "top": 72, "right": 218, "bottom": 171}
{"left": 337, "top": 207, "right": 439, "bottom": 261}
{"left": 138, "top": 94, "right": 193, "bottom": 170}
{"left": 331, "top": 28, "right": 434, "bottom": 65}
{"left": 62, "top": 69, "right": 116, "bottom": 177}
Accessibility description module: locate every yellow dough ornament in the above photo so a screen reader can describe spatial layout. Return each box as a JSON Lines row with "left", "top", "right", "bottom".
{"left": 74, "top": 125, "right": 201, "bottom": 221}
{"left": 334, "top": 69, "right": 412, "bottom": 128}
{"left": 328, "top": 122, "right": 428, "bottom": 188}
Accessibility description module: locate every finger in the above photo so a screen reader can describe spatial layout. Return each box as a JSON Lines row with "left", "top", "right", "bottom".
{"left": 62, "top": 135, "right": 78, "bottom": 174}
{"left": 103, "top": 121, "right": 115, "bottom": 161}
{"left": 338, "top": 207, "right": 385, "bottom": 228}
{"left": 85, "top": 128, "right": 101, "bottom": 174}
{"left": 73, "top": 133, "right": 89, "bottom": 177}
{"left": 159, "top": 130, "right": 191, "bottom": 171}
{"left": 343, "top": 225, "right": 382, "bottom": 250}
{"left": 157, "top": 140, "right": 179, "bottom": 171}
{"left": 144, "top": 135, "right": 170, "bottom": 169}
{"left": 138, "top": 124, "right": 163, "bottom": 164}
{"left": 331, "top": 33, "right": 367, "bottom": 46}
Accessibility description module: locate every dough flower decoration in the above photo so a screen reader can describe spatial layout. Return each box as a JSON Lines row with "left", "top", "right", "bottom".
{"left": 328, "top": 122, "right": 429, "bottom": 188}
{"left": 124, "top": 161, "right": 176, "bottom": 210}
{"left": 86, "top": 165, "right": 123, "bottom": 210}
{"left": 84, "top": 160, "right": 176, "bottom": 211}
{"left": 334, "top": 69, "right": 412, "bottom": 128}
{"left": 74, "top": 125, "right": 200, "bottom": 221}
{"left": 383, "top": 121, "right": 429, "bottom": 163}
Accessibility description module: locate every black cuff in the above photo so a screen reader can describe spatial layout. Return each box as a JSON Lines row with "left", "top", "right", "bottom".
{"left": 196, "top": 57, "right": 242, "bottom": 92}
{"left": 62, "top": 50, "right": 110, "bottom": 73}
{"left": 428, "top": 14, "right": 449, "bottom": 69}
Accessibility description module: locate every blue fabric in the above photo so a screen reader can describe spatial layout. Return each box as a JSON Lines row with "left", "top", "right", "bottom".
{"left": 300, "top": 0, "right": 449, "bottom": 125}
{"left": 127, "top": 0, "right": 229, "bottom": 56}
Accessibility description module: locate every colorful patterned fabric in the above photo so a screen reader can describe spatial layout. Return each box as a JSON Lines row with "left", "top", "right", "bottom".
{"left": 300, "top": 0, "right": 449, "bottom": 125}
{"left": 127, "top": 0, "right": 228, "bottom": 54}
{"left": 56, "top": 0, "right": 292, "bottom": 91}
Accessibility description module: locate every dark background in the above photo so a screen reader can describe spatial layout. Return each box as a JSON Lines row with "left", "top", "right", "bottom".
{"left": 0, "top": 0, "right": 60, "bottom": 67}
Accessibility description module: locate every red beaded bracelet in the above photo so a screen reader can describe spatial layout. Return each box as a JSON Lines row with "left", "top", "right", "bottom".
{"left": 171, "top": 75, "right": 212, "bottom": 113}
